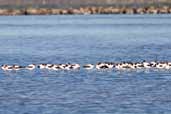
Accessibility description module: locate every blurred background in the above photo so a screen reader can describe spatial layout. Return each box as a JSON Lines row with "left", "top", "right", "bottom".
{"left": 0, "top": 0, "right": 171, "bottom": 8}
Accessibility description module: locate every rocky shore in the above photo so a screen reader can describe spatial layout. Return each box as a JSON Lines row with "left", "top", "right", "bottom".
{"left": 0, "top": 6, "right": 171, "bottom": 15}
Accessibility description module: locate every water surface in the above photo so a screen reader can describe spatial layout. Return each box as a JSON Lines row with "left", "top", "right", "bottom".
{"left": 0, "top": 15, "right": 171, "bottom": 114}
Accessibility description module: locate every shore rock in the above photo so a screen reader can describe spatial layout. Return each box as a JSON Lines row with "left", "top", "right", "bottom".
{"left": 0, "top": 6, "right": 171, "bottom": 15}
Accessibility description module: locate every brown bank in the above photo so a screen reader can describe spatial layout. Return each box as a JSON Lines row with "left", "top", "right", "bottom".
{"left": 0, "top": 6, "right": 171, "bottom": 15}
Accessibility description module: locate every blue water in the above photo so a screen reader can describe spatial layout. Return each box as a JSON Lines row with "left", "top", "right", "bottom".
{"left": 0, "top": 15, "right": 171, "bottom": 114}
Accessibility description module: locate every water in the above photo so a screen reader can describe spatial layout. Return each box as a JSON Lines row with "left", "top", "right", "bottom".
{"left": 0, "top": 15, "right": 171, "bottom": 114}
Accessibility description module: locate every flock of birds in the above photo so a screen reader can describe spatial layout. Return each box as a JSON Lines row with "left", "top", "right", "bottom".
{"left": 1, "top": 61, "right": 171, "bottom": 71}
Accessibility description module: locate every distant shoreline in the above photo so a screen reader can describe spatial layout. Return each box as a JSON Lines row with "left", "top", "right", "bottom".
{"left": 0, "top": 6, "right": 171, "bottom": 15}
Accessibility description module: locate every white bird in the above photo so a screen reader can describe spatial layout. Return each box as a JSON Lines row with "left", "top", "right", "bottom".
{"left": 83, "top": 64, "right": 94, "bottom": 70}
{"left": 71, "top": 64, "right": 80, "bottom": 70}
{"left": 156, "top": 63, "right": 165, "bottom": 69}
{"left": 25, "top": 64, "right": 36, "bottom": 70}
{"left": 52, "top": 65, "right": 61, "bottom": 70}
{"left": 1, "top": 65, "right": 13, "bottom": 71}
{"left": 143, "top": 62, "right": 151, "bottom": 68}
{"left": 38, "top": 64, "right": 47, "bottom": 69}
{"left": 13, "top": 65, "right": 22, "bottom": 70}
{"left": 106, "top": 64, "right": 114, "bottom": 69}
{"left": 45, "top": 64, "right": 53, "bottom": 69}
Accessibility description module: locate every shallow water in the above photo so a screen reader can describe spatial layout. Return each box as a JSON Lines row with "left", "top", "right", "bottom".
{"left": 0, "top": 15, "right": 171, "bottom": 114}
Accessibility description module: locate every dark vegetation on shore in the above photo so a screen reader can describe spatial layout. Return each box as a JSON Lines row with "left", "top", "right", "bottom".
{"left": 0, "top": 0, "right": 171, "bottom": 15}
